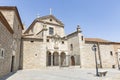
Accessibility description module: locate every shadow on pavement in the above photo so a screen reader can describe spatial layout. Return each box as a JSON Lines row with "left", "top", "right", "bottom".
{"left": 0, "top": 72, "right": 16, "bottom": 80}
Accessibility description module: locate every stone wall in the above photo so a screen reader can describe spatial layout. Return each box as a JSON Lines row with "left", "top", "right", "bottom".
{"left": 12, "top": 13, "right": 22, "bottom": 71}
{"left": 111, "top": 44, "right": 120, "bottom": 69}
{"left": 82, "top": 42, "right": 116, "bottom": 68}
{"left": 81, "top": 43, "right": 96, "bottom": 68}
{"left": 0, "top": 10, "right": 14, "bottom": 29}
{"left": 67, "top": 32, "right": 83, "bottom": 66}
{"left": 99, "top": 44, "right": 115, "bottom": 68}
{"left": 21, "top": 38, "right": 47, "bottom": 69}
{"left": 0, "top": 8, "right": 23, "bottom": 74}
{"left": 67, "top": 33, "right": 80, "bottom": 55}
{"left": 0, "top": 22, "right": 13, "bottom": 77}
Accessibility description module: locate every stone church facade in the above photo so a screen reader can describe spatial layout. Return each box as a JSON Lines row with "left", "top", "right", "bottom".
{"left": 21, "top": 14, "right": 120, "bottom": 69}
{"left": 0, "top": 6, "right": 120, "bottom": 77}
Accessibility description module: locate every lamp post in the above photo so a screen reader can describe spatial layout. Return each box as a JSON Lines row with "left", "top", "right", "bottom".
{"left": 92, "top": 44, "right": 99, "bottom": 76}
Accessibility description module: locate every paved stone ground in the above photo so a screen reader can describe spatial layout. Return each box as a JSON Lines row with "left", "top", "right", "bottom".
{"left": 0, "top": 68, "right": 120, "bottom": 80}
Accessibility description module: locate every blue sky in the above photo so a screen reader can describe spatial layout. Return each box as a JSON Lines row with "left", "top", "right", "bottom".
{"left": 0, "top": 0, "right": 120, "bottom": 42}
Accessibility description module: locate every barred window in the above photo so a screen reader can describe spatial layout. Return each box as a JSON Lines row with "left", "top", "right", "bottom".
{"left": 0, "top": 48, "right": 5, "bottom": 59}
{"left": 49, "top": 27, "right": 54, "bottom": 35}
{"left": 110, "top": 51, "right": 113, "bottom": 56}
{"left": 70, "top": 44, "right": 73, "bottom": 51}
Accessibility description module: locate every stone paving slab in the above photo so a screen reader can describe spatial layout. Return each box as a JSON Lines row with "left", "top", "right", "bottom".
{"left": 0, "top": 68, "right": 120, "bottom": 80}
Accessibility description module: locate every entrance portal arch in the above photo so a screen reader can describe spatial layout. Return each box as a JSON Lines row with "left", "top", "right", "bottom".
{"left": 61, "top": 52, "right": 66, "bottom": 66}
{"left": 53, "top": 52, "right": 59, "bottom": 66}
{"left": 71, "top": 56, "right": 75, "bottom": 66}
{"left": 47, "top": 51, "right": 51, "bottom": 66}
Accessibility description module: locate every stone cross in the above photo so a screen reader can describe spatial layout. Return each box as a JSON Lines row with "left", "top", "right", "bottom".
{"left": 50, "top": 8, "right": 52, "bottom": 15}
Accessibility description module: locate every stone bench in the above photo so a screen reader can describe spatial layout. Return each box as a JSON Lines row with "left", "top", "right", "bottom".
{"left": 98, "top": 71, "right": 107, "bottom": 77}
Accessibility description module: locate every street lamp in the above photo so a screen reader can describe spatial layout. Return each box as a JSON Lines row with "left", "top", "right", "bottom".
{"left": 92, "top": 44, "right": 99, "bottom": 76}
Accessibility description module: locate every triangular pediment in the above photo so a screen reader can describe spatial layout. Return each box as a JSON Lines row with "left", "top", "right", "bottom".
{"left": 37, "top": 15, "right": 64, "bottom": 26}
{"left": 24, "top": 15, "right": 64, "bottom": 34}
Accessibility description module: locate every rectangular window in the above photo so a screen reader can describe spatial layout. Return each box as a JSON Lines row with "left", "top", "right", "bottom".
{"left": 0, "top": 48, "right": 5, "bottom": 59}
{"left": 49, "top": 27, "right": 54, "bottom": 35}
{"left": 70, "top": 44, "right": 73, "bottom": 51}
{"left": 81, "top": 36, "right": 84, "bottom": 41}
{"left": 62, "top": 41, "right": 64, "bottom": 44}
{"left": 112, "top": 65, "right": 115, "bottom": 68}
{"left": 110, "top": 51, "right": 113, "bottom": 56}
{"left": 47, "top": 39, "right": 49, "bottom": 42}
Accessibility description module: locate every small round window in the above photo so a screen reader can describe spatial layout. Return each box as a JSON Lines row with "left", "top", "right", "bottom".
{"left": 50, "top": 19, "right": 52, "bottom": 21}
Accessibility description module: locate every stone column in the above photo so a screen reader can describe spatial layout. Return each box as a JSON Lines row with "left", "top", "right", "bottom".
{"left": 65, "top": 52, "right": 69, "bottom": 66}
{"left": 51, "top": 53, "right": 53, "bottom": 66}
{"left": 69, "top": 55, "right": 71, "bottom": 66}
{"left": 59, "top": 55, "right": 61, "bottom": 67}
{"left": 59, "top": 52, "right": 61, "bottom": 67}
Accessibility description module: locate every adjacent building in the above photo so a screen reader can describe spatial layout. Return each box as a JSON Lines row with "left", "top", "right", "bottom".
{"left": 0, "top": 6, "right": 23, "bottom": 77}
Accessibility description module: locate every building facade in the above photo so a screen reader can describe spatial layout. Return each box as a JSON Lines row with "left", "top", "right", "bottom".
{"left": 0, "top": 6, "right": 120, "bottom": 77}
{"left": 0, "top": 6, "right": 23, "bottom": 77}
{"left": 21, "top": 14, "right": 120, "bottom": 69}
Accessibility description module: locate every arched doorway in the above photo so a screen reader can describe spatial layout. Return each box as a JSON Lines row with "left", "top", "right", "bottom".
{"left": 61, "top": 52, "right": 66, "bottom": 66}
{"left": 47, "top": 51, "right": 51, "bottom": 66}
{"left": 53, "top": 52, "right": 59, "bottom": 66}
{"left": 71, "top": 56, "right": 75, "bottom": 66}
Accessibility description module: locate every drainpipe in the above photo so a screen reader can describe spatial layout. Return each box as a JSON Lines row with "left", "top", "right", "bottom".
{"left": 117, "top": 52, "right": 120, "bottom": 70}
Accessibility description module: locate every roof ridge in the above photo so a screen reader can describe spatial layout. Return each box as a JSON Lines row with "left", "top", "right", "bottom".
{"left": 0, "top": 6, "right": 24, "bottom": 30}
{"left": 85, "top": 38, "right": 110, "bottom": 42}
{"left": 37, "top": 15, "right": 64, "bottom": 25}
